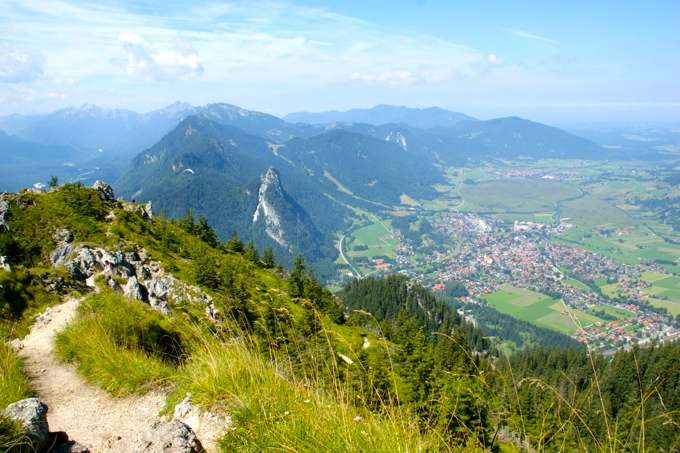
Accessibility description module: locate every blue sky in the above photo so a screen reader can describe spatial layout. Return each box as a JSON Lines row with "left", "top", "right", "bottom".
{"left": 0, "top": 0, "right": 678, "bottom": 123}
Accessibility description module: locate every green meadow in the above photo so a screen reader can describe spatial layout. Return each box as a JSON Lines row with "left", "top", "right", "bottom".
{"left": 483, "top": 284, "right": 603, "bottom": 335}
{"left": 460, "top": 179, "right": 581, "bottom": 217}
{"left": 557, "top": 225, "right": 680, "bottom": 269}
{"left": 590, "top": 304, "right": 637, "bottom": 320}
{"left": 640, "top": 274, "right": 680, "bottom": 315}
{"left": 345, "top": 218, "right": 399, "bottom": 261}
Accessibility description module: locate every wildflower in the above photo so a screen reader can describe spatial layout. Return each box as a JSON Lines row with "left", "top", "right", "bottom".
{"left": 353, "top": 416, "right": 363, "bottom": 422}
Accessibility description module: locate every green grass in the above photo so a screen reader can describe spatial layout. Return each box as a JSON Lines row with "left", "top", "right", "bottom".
{"left": 644, "top": 297, "right": 680, "bottom": 316}
{"left": 556, "top": 224, "right": 678, "bottom": 268}
{"left": 0, "top": 342, "right": 33, "bottom": 409}
{"left": 461, "top": 180, "right": 581, "bottom": 215}
{"left": 591, "top": 304, "right": 637, "bottom": 320}
{"left": 0, "top": 343, "right": 35, "bottom": 453}
{"left": 49, "top": 288, "right": 458, "bottom": 451}
{"left": 346, "top": 219, "right": 399, "bottom": 260}
{"left": 483, "top": 284, "right": 603, "bottom": 335}
{"left": 483, "top": 290, "right": 517, "bottom": 305}
{"left": 0, "top": 415, "right": 35, "bottom": 453}
{"left": 55, "top": 291, "right": 182, "bottom": 395}
{"left": 562, "top": 278, "right": 589, "bottom": 291}
{"left": 174, "top": 329, "right": 460, "bottom": 452}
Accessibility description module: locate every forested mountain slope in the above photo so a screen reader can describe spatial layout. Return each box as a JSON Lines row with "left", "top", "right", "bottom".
{"left": 0, "top": 184, "right": 679, "bottom": 452}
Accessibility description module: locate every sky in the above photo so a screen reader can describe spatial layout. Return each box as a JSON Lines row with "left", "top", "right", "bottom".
{"left": 1, "top": 0, "right": 678, "bottom": 124}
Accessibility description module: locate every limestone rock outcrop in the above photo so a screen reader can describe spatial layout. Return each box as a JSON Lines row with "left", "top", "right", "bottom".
{"left": 52, "top": 242, "right": 214, "bottom": 317}
{"left": 3, "top": 398, "right": 50, "bottom": 450}
{"left": 91, "top": 180, "right": 115, "bottom": 201}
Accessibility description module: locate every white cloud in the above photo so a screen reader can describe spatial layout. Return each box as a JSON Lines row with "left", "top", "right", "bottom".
{"left": 0, "top": 43, "right": 44, "bottom": 83}
{"left": 119, "top": 33, "right": 204, "bottom": 81}
{"left": 349, "top": 71, "right": 416, "bottom": 87}
{"left": 503, "top": 28, "right": 560, "bottom": 45}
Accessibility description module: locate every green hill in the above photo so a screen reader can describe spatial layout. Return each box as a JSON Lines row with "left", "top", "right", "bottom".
{"left": 2, "top": 184, "right": 680, "bottom": 452}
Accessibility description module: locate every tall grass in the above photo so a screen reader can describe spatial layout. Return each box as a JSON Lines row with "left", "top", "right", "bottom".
{"left": 0, "top": 415, "right": 35, "bottom": 453}
{"left": 55, "top": 291, "right": 181, "bottom": 395}
{"left": 0, "top": 342, "right": 35, "bottom": 452}
{"left": 174, "top": 330, "right": 454, "bottom": 452}
{"left": 0, "top": 342, "right": 33, "bottom": 408}
{"left": 496, "top": 344, "right": 680, "bottom": 453}
{"left": 49, "top": 288, "right": 680, "bottom": 452}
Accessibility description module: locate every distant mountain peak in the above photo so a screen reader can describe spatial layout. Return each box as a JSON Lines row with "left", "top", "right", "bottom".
{"left": 202, "top": 103, "right": 266, "bottom": 120}
{"left": 154, "top": 101, "right": 195, "bottom": 116}
{"left": 283, "top": 104, "right": 476, "bottom": 128}
{"left": 79, "top": 103, "right": 105, "bottom": 112}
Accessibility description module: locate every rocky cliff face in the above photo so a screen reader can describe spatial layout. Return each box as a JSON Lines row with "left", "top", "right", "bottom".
{"left": 253, "top": 167, "right": 289, "bottom": 249}
{"left": 252, "top": 167, "right": 323, "bottom": 254}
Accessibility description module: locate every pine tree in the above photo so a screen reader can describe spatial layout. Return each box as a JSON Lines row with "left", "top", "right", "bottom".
{"left": 244, "top": 240, "right": 259, "bottom": 263}
{"left": 226, "top": 229, "right": 244, "bottom": 253}
{"left": 289, "top": 254, "right": 306, "bottom": 298}
{"left": 196, "top": 216, "right": 218, "bottom": 247}
{"left": 261, "top": 246, "right": 275, "bottom": 268}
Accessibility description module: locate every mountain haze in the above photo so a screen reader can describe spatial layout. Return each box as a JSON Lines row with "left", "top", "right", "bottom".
{"left": 284, "top": 104, "right": 476, "bottom": 128}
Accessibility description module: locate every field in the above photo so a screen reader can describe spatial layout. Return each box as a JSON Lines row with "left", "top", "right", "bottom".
{"left": 562, "top": 277, "right": 589, "bottom": 291}
{"left": 589, "top": 304, "right": 637, "bottom": 320}
{"left": 344, "top": 218, "right": 399, "bottom": 263}
{"left": 640, "top": 273, "right": 680, "bottom": 315}
{"left": 483, "top": 284, "right": 603, "bottom": 334}
{"left": 460, "top": 179, "right": 581, "bottom": 221}
{"left": 557, "top": 225, "right": 680, "bottom": 270}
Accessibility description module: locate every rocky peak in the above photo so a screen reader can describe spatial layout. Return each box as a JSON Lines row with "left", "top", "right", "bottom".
{"left": 260, "top": 167, "right": 283, "bottom": 198}
{"left": 252, "top": 167, "right": 287, "bottom": 249}
{"left": 91, "top": 180, "right": 115, "bottom": 201}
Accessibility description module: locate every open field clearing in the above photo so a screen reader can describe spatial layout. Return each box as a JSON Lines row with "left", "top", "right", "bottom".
{"left": 561, "top": 195, "right": 635, "bottom": 229}
{"left": 460, "top": 179, "right": 581, "bottom": 215}
{"left": 346, "top": 219, "right": 399, "bottom": 260}
{"left": 483, "top": 284, "right": 603, "bottom": 334}
{"left": 590, "top": 304, "right": 637, "bottom": 320}
{"left": 557, "top": 226, "right": 680, "bottom": 270}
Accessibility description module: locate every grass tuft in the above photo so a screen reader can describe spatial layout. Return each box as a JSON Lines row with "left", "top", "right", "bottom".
{"left": 55, "top": 291, "right": 181, "bottom": 395}
{"left": 0, "top": 415, "right": 36, "bottom": 453}
{"left": 0, "top": 342, "right": 33, "bottom": 409}
{"left": 0, "top": 342, "right": 35, "bottom": 452}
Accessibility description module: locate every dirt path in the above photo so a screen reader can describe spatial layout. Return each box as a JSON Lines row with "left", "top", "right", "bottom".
{"left": 15, "top": 296, "right": 170, "bottom": 451}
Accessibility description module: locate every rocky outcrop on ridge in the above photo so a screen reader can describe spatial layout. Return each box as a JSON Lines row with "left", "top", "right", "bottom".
{"left": 91, "top": 180, "right": 115, "bottom": 201}
{"left": 50, "top": 228, "right": 215, "bottom": 318}
{"left": 0, "top": 194, "right": 9, "bottom": 232}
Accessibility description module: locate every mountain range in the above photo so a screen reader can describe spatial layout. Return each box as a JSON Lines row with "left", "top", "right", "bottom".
{"left": 2, "top": 102, "right": 611, "bottom": 276}
{"left": 283, "top": 104, "right": 476, "bottom": 128}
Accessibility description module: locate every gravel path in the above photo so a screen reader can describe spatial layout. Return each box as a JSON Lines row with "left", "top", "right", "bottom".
{"left": 15, "top": 297, "right": 169, "bottom": 451}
